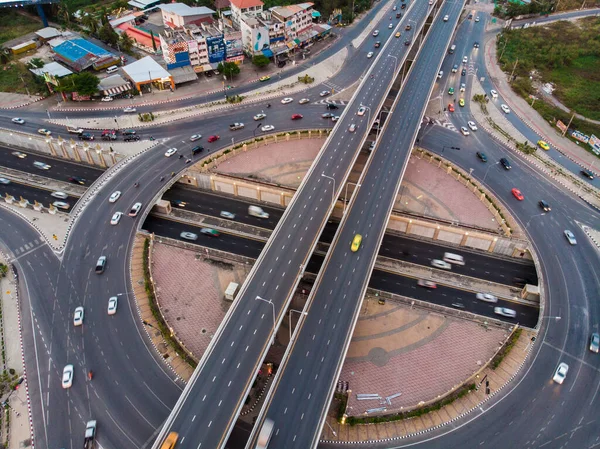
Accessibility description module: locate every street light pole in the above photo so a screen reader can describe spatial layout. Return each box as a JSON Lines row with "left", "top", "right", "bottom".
{"left": 256, "top": 296, "right": 276, "bottom": 345}
{"left": 344, "top": 182, "right": 361, "bottom": 214}
{"left": 321, "top": 173, "right": 336, "bottom": 205}
{"left": 288, "top": 309, "right": 308, "bottom": 342}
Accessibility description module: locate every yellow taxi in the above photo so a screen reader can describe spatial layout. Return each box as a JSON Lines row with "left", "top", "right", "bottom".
{"left": 537, "top": 140, "right": 550, "bottom": 150}
{"left": 351, "top": 234, "right": 362, "bottom": 252}
{"left": 395, "top": 32, "right": 401, "bottom": 38}
{"left": 459, "top": 98, "right": 465, "bottom": 107}
{"left": 259, "top": 75, "right": 271, "bottom": 82}
{"left": 160, "top": 432, "right": 178, "bottom": 449}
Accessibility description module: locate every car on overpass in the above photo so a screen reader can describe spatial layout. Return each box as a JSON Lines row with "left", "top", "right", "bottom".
{"left": 37, "top": 128, "right": 51, "bottom": 136}
{"left": 367, "top": 52, "right": 374, "bottom": 58}
{"left": 110, "top": 212, "right": 122, "bottom": 225}
{"left": 476, "top": 293, "right": 498, "bottom": 303}
{"left": 431, "top": 259, "right": 451, "bottom": 270}
{"left": 109, "top": 191, "right": 121, "bottom": 203}
{"left": 351, "top": 234, "right": 362, "bottom": 252}
{"left": 180, "top": 232, "right": 198, "bottom": 241}
{"left": 494, "top": 307, "right": 516, "bottom": 318}
{"left": 12, "top": 151, "right": 27, "bottom": 159}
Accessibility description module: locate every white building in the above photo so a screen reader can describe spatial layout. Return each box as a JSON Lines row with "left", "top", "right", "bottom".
{"left": 158, "top": 3, "right": 215, "bottom": 29}
{"left": 230, "top": 0, "right": 264, "bottom": 26}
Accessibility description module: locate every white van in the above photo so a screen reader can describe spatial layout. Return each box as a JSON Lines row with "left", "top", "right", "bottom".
{"left": 106, "top": 65, "right": 119, "bottom": 74}
{"left": 448, "top": 44, "right": 456, "bottom": 54}
{"left": 443, "top": 252, "right": 465, "bottom": 266}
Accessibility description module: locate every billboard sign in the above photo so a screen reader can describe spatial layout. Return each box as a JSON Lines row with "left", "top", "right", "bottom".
{"left": 571, "top": 130, "right": 589, "bottom": 144}
{"left": 225, "top": 31, "right": 243, "bottom": 58}
{"left": 556, "top": 120, "right": 567, "bottom": 133}
{"left": 206, "top": 35, "right": 226, "bottom": 63}
{"left": 589, "top": 134, "right": 600, "bottom": 155}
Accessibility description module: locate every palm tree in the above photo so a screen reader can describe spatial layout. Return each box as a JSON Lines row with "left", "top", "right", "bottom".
{"left": 82, "top": 14, "right": 99, "bottom": 36}
{"left": 57, "top": 1, "right": 71, "bottom": 26}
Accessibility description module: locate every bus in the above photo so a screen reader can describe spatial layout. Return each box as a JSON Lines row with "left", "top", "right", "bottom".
{"left": 257, "top": 419, "right": 274, "bottom": 449}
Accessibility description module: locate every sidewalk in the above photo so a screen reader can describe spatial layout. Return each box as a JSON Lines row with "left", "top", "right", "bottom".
{"left": 0, "top": 257, "right": 33, "bottom": 449}
{"left": 483, "top": 33, "right": 599, "bottom": 174}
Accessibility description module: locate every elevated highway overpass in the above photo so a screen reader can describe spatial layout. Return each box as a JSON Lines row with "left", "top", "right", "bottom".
{"left": 248, "top": 0, "right": 469, "bottom": 447}
{"left": 152, "top": 1, "right": 437, "bottom": 448}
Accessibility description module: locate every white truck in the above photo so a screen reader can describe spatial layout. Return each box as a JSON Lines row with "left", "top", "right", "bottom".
{"left": 257, "top": 418, "right": 274, "bottom": 449}
{"left": 67, "top": 126, "right": 84, "bottom": 134}
{"left": 248, "top": 205, "right": 269, "bottom": 219}
{"left": 83, "top": 420, "right": 96, "bottom": 449}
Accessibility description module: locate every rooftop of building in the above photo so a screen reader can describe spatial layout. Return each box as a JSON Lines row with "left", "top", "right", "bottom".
{"left": 229, "top": 0, "right": 264, "bottom": 10}
{"left": 35, "top": 27, "right": 61, "bottom": 40}
{"left": 122, "top": 55, "right": 171, "bottom": 83}
{"left": 158, "top": 3, "right": 215, "bottom": 16}
{"left": 29, "top": 61, "right": 73, "bottom": 78}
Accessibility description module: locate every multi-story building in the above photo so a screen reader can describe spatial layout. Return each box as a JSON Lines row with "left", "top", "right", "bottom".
{"left": 230, "top": 0, "right": 264, "bottom": 26}
{"left": 158, "top": 3, "right": 215, "bottom": 29}
{"left": 270, "top": 3, "right": 314, "bottom": 40}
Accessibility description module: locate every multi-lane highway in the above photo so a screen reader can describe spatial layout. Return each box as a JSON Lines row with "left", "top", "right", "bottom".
{"left": 251, "top": 1, "right": 469, "bottom": 447}
{"left": 154, "top": 2, "right": 437, "bottom": 447}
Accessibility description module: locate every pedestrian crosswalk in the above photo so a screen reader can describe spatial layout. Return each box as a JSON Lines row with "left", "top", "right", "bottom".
{"left": 424, "top": 116, "right": 458, "bottom": 132}
{"left": 12, "top": 238, "right": 44, "bottom": 259}
{"left": 322, "top": 81, "right": 344, "bottom": 92}
{"left": 314, "top": 99, "right": 348, "bottom": 106}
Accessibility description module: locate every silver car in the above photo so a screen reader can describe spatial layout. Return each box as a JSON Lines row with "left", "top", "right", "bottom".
{"left": 590, "top": 333, "right": 599, "bottom": 353}
{"left": 564, "top": 230, "right": 577, "bottom": 245}
{"left": 431, "top": 259, "right": 451, "bottom": 270}
{"left": 220, "top": 211, "right": 236, "bottom": 220}
{"left": 553, "top": 362, "right": 569, "bottom": 384}
{"left": 180, "top": 232, "right": 198, "bottom": 241}
{"left": 494, "top": 307, "right": 516, "bottom": 318}
{"left": 476, "top": 293, "right": 498, "bottom": 303}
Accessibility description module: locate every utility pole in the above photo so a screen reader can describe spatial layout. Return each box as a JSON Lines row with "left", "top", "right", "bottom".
{"left": 563, "top": 111, "right": 575, "bottom": 136}
{"left": 509, "top": 57, "right": 519, "bottom": 83}
{"left": 498, "top": 37, "right": 509, "bottom": 61}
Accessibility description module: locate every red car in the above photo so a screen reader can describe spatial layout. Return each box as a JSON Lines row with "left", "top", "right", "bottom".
{"left": 291, "top": 114, "right": 303, "bottom": 120}
{"left": 448, "top": 103, "right": 455, "bottom": 112}
{"left": 208, "top": 135, "right": 220, "bottom": 143}
{"left": 417, "top": 280, "right": 437, "bottom": 289}
{"left": 511, "top": 188, "right": 524, "bottom": 201}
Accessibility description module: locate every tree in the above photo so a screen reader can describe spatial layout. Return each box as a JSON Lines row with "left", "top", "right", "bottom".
{"left": 119, "top": 32, "right": 134, "bottom": 52}
{"left": 99, "top": 23, "right": 119, "bottom": 47}
{"left": 252, "top": 55, "right": 270, "bottom": 68}
{"left": 58, "top": 72, "right": 100, "bottom": 96}
{"left": 81, "top": 14, "right": 99, "bottom": 36}
{"left": 57, "top": 1, "right": 72, "bottom": 26}
{"left": 29, "top": 58, "right": 45, "bottom": 68}
{"left": 217, "top": 62, "right": 241, "bottom": 80}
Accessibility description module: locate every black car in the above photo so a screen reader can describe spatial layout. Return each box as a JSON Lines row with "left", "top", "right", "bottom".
{"left": 124, "top": 135, "right": 140, "bottom": 142}
{"left": 192, "top": 145, "right": 204, "bottom": 155}
{"left": 539, "top": 200, "right": 551, "bottom": 212}
{"left": 326, "top": 103, "right": 339, "bottom": 110}
{"left": 581, "top": 169, "right": 594, "bottom": 179}
{"left": 461, "top": 68, "right": 466, "bottom": 76}
{"left": 205, "top": 71, "right": 213, "bottom": 78}
{"left": 476, "top": 151, "right": 487, "bottom": 162}
{"left": 78, "top": 132, "right": 94, "bottom": 141}
{"left": 404, "top": 40, "right": 411, "bottom": 46}
{"left": 401, "top": 3, "right": 406, "bottom": 8}
{"left": 69, "top": 176, "right": 86, "bottom": 185}
{"left": 500, "top": 158, "right": 512, "bottom": 170}
{"left": 468, "top": 13, "right": 473, "bottom": 19}
{"left": 374, "top": 41, "right": 381, "bottom": 48}
{"left": 473, "top": 42, "right": 480, "bottom": 48}
{"left": 396, "top": 12, "right": 401, "bottom": 18}
{"left": 122, "top": 129, "right": 136, "bottom": 136}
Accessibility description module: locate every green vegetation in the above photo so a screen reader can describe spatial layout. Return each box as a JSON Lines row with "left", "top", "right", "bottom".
{"left": 497, "top": 19, "right": 600, "bottom": 122}
{"left": 142, "top": 238, "right": 197, "bottom": 368}
{"left": 494, "top": 0, "right": 600, "bottom": 17}
{"left": 252, "top": 55, "right": 270, "bottom": 68}
{"left": 492, "top": 328, "right": 522, "bottom": 369}
{"left": 138, "top": 112, "right": 155, "bottom": 122}
{"left": 0, "top": 11, "right": 42, "bottom": 45}
{"left": 298, "top": 74, "right": 315, "bottom": 84}
{"left": 0, "top": 60, "right": 49, "bottom": 96}
{"left": 0, "top": 264, "right": 7, "bottom": 278}
{"left": 218, "top": 61, "right": 241, "bottom": 79}
{"left": 55, "top": 72, "right": 100, "bottom": 96}
{"left": 346, "top": 383, "right": 477, "bottom": 425}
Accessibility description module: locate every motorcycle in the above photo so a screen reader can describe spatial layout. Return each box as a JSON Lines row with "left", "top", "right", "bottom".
{"left": 134, "top": 182, "right": 139, "bottom": 188}
{"left": 88, "top": 370, "right": 93, "bottom": 380}
{"left": 266, "top": 103, "right": 271, "bottom": 108}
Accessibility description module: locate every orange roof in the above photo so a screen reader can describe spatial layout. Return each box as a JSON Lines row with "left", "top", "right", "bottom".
{"left": 230, "top": 0, "right": 264, "bottom": 9}
{"left": 117, "top": 24, "right": 161, "bottom": 51}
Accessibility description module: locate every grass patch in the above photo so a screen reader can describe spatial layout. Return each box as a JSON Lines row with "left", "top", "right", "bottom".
{"left": 0, "top": 11, "right": 41, "bottom": 45}
{"left": 491, "top": 328, "right": 522, "bottom": 370}
{"left": 0, "top": 60, "right": 48, "bottom": 96}
{"left": 497, "top": 18, "right": 600, "bottom": 121}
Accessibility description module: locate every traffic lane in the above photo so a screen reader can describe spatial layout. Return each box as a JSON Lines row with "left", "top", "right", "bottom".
{"left": 0, "top": 180, "right": 79, "bottom": 206}
{"left": 0, "top": 146, "right": 103, "bottom": 183}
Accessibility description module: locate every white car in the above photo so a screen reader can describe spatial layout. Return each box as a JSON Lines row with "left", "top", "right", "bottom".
{"left": 467, "top": 121, "right": 478, "bottom": 131}
{"left": 490, "top": 90, "right": 498, "bottom": 99}
{"left": 12, "top": 151, "right": 27, "bottom": 158}
{"left": 180, "top": 231, "right": 198, "bottom": 241}
{"left": 475, "top": 16, "right": 480, "bottom": 22}
{"left": 281, "top": 97, "right": 294, "bottom": 104}
{"left": 52, "top": 201, "right": 70, "bottom": 210}
{"left": 299, "top": 98, "right": 310, "bottom": 104}
{"left": 348, "top": 123, "right": 357, "bottom": 133}
{"left": 0, "top": 178, "right": 10, "bottom": 185}
{"left": 494, "top": 307, "right": 516, "bottom": 318}
{"left": 564, "top": 230, "right": 577, "bottom": 245}
{"left": 357, "top": 106, "right": 366, "bottom": 116}
{"left": 33, "top": 161, "right": 51, "bottom": 170}
{"left": 38, "top": 128, "right": 52, "bottom": 136}
{"left": 123, "top": 107, "right": 137, "bottom": 113}
{"left": 443, "top": 14, "right": 449, "bottom": 21}
{"left": 73, "top": 306, "right": 84, "bottom": 326}
{"left": 110, "top": 211, "right": 122, "bottom": 225}
{"left": 367, "top": 52, "right": 374, "bottom": 58}
{"left": 553, "top": 362, "right": 569, "bottom": 384}
{"left": 460, "top": 83, "right": 466, "bottom": 92}
{"left": 12, "top": 118, "right": 25, "bottom": 124}
{"left": 332, "top": 116, "right": 340, "bottom": 122}
{"left": 460, "top": 126, "right": 470, "bottom": 136}
{"left": 261, "top": 125, "right": 275, "bottom": 132}
{"left": 253, "top": 113, "right": 267, "bottom": 121}
{"left": 62, "top": 364, "right": 74, "bottom": 389}
{"left": 462, "top": 56, "right": 468, "bottom": 64}
{"left": 373, "top": 30, "right": 379, "bottom": 36}
{"left": 164, "top": 148, "right": 177, "bottom": 157}
{"left": 388, "top": 23, "right": 393, "bottom": 29}
{"left": 101, "top": 96, "right": 114, "bottom": 102}
{"left": 319, "top": 91, "right": 330, "bottom": 97}
{"left": 108, "top": 296, "right": 118, "bottom": 315}
{"left": 190, "top": 134, "right": 202, "bottom": 141}
{"left": 501, "top": 104, "right": 510, "bottom": 114}
{"left": 109, "top": 191, "right": 121, "bottom": 203}
{"left": 220, "top": 211, "right": 236, "bottom": 220}
{"left": 431, "top": 259, "right": 451, "bottom": 270}
{"left": 129, "top": 202, "right": 142, "bottom": 217}
{"left": 51, "top": 191, "right": 68, "bottom": 199}
{"left": 476, "top": 293, "right": 498, "bottom": 303}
